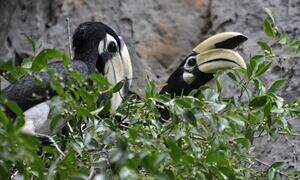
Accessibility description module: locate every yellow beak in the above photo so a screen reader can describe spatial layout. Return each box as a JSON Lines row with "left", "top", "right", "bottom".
{"left": 193, "top": 32, "right": 247, "bottom": 73}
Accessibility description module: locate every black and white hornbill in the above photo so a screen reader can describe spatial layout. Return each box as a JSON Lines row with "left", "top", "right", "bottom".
{"left": 159, "top": 32, "right": 248, "bottom": 120}
{"left": 1, "top": 22, "right": 133, "bottom": 135}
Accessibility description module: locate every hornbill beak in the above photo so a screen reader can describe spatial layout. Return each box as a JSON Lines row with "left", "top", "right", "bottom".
{"left": 193, "top": 32, "right": 247, "bottom": 73}
{"left": 100, "top": 35, "right": 132, "bottom": 113}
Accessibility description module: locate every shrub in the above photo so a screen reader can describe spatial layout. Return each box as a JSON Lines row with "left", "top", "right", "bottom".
{"left": 0, "top": 9, "right": 299, "bottom": 179}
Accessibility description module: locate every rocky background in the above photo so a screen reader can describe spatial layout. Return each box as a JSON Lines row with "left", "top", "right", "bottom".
{"left": 0, "top": 0, "right": 299, "bottom": 171}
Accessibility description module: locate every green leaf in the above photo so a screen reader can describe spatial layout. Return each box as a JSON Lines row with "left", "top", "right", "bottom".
{"left": 183, "top": 110, "right": 197, "bottom": 126}
{"left": 21, "top": 33, "right": 36, "bottom": 55}
{"left": 0, "top": 109, "right": 10, "bottom": 127}
{"left": 267, "top": 79, "right": 286, "bottom": 93}
{"left": 145, "top": 78, "right": 157, "bottom": 99}
{"left": 175, "top": 98, "right": 192, "bottom": 108}
{"left": 262, "top": 19, "right": 275, "bottom": 37}
{"left": 235, "top": 137, "right": 250, "bottom": 149}
{"left": 165, "top": 139, "right": 181, "bottom": 163}
{"left": 279, "top": 34, "right": 289, "bottom": 45}
{"left": 255, "top": 62, "right": 272, "bottom": 77}
{"left": 267, "top": 167, "right": 276, "bottom": 180}
{"left": 257, "top": 41, "right": 273, "bottom": 55}
{"left": 247, "top": 56, "right": 261, "bottom": 78}
{"left": 253, "top": 78, "right": 265, "bottom": 95}
{"left": 51, "top": 81, "right": 65, "bottom": 96}
{"left": 270, "top": 162, "right": 286, "bottom": 170}
{"left": 32, "top": 49, "right": 71, "bottom": 72}
{"left": 112, "top": 80, "right": 124, "bottom": 93}
{"left": 250, "top": 96, "right": 268, "bottom": 108}
{"left": 264, "top": 8, "right": 275, "bottom": 25}
{"left": 205, "top": 150, "right": 230, "bottom": 167}
{"left": 6, "top": 100, "right": 23, "bottom": 117}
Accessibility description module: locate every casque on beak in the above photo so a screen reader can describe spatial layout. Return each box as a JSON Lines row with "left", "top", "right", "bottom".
{"left": 193, "top": 32, "right": 248, "bottom": 73}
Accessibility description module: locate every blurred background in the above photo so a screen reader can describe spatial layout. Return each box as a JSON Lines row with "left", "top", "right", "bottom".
{"left": 0, "top": 0, "right": 299, "bottom": 169}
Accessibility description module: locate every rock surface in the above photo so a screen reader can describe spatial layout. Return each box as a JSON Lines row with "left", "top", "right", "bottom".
{"left": 0, "top": 0, "right": 299, "bottom": 173}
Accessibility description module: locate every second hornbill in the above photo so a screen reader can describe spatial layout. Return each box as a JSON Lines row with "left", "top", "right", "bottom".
{"left": 159, "top": 32, "right": 248, "bottom": 120}
{"left": 1, "top": 22, "right": 133, "bottom": 135}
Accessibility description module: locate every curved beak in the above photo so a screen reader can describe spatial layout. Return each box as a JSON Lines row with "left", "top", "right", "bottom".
{"left": 193, "top": 32, "right": 247, "bottom": 73}
{"left": 196, "top": 49, "right": 246, "bottom": 73}
{"left": 193, "top": 32, "right": 248, "bottom": 53}
{"left": 103, "top": 36, "right": 133, "bottom": 112}
{"left": 118, "top": 36, "right": 133, "bottom": 93}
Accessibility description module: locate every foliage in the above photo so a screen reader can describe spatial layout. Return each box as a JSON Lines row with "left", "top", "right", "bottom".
{"left": 0, "top": 9, "right": 299, "bottom": 179}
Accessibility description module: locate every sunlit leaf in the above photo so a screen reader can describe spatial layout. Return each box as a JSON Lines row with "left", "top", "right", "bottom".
{"left": 255, "top": 61, "right": 272, "bottom": 77}
{"left": 32, "top": 49, "right": 71, "bottom": 71}
{"left": 257, "top": 41, "right": 273, "bottom": 56}
{"left": 262, "top": 19, "right": 275, "bottom": 37}
{"left": 267, "top": 79, "right": 286, "bottom": 93}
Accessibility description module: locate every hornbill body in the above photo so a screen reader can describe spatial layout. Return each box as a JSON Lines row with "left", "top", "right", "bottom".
{"left": 159, "top": 32, "right": 248, "bottom": 120}
{"left": 1, "top": 22, "right": 132, "bottom": 135}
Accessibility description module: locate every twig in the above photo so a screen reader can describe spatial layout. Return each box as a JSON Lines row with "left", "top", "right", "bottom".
{"left": 192, "top": 135, "right": 207, "bottom": 141}
{"left": 66, "top": 17, "right": 73, "bottom": 59}
{"left": 253, "top": 131, "right": 300, "bottom": 138}
{"left": 36, "top": 133, "right": 65, "bottom": 157}
{"left": 119, "top": 123, "right": 129, "bottom": 129}
{"left": 254, "top": 158, "right": 290, "bottom": 178}
{"left": 238, "top": 80, "right": 250, "bottom": 101}
{"left": 120, "top": 102, "right": 131, "bottom": 122}
{"left": 10, "top": 170, "right": 19, "bottom": 179}
{"left": 88, "top": 165, "right": 95, "bottom": 180}
{"left": 65, "top": 17, "right": 75, "bottom": 135}
{"left": 284, "top": 136, "right": 297, "bottom": 164}
{"left": 67, "top": 122, "right": 74, "bottom": 134}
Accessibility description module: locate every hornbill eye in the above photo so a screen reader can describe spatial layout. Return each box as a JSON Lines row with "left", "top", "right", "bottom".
{"left": 184, "top": 56, "right": 197, "bottom": 71}
{"left": 187, "top": 58, "right": 196, "bottom": 66}
{"left": 107, "top": 42, "right": 118, "bottom": 53}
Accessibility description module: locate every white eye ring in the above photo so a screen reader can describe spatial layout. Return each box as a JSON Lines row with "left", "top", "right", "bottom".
{"left": 105, "top": 34, "right": 118, "bottom": 53}
{"left": 184, "top": 56, "right": 197, "bottom": 71}
{"left": 98, "top": 33, "right": 119, "bottom": 54}
{"left": 98, "top": 40, "right": 105, "bottom": 54}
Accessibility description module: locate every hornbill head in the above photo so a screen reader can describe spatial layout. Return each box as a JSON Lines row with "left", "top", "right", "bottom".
{"left": 160, "top": 32, "right": 248, "bottom": 97}
{"left": 73, "top": 22, "right": 133, "bottom": 112}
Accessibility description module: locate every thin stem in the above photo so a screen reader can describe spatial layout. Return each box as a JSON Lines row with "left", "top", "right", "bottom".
{"left": 254, "top": 158, "right": 290, "bottom": 178}
{"left": 66, "top": 17, "right": 73, "bottom": 59}
{"left": 36, "top": 133, "right": 65, "bottom": 157}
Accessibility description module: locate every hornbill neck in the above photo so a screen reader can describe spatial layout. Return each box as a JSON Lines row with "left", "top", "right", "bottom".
{"left": 158, "top": 70, "right": 214, "bottom": 121}
{"left": 159, "top": 70, "right": 214, "bottom": 97}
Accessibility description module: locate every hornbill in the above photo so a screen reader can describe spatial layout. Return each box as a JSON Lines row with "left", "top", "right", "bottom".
{"left": 1, "top": 22, "right": 133, "bottom": 135}
{"left": 159, "top": 32, "right": 248, "bottom": 120}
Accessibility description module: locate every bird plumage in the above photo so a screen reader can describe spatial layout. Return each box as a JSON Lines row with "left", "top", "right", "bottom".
{"left": 2, "top": 22, "right": 133, "bottom": 135}
{"left": 159, "top": 32, "right": 248, "bottom": 120}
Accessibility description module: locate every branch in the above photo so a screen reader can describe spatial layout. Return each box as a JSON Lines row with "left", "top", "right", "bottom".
{"left": 254, "top": 158, "right": 290, "bottom": 178}
{"left": 36, "top": 133, "right": 65, "bottom": 157}
{"left": 284, "top": 136, "right": 297, "bottom": 164}
{"left": 66, "top": 17, "right": 73, "bottom": 59}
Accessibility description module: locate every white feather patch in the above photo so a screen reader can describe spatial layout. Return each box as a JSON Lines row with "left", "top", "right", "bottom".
{"left": 183, "top": 72, "right": 195, "bottom": 84}
{"left": 22, "top": 98, "right": 67, "bottom": 135}
{"left": 22, "top": 101, "right": 51, "bottom": 135}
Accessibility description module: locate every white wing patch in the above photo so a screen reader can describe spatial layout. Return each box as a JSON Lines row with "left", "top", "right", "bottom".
{"left": 22, "top": 101, "right": 51, "bottom": 135}
{"left": 22, "top": 98, "right": 67, "bottom": 135}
